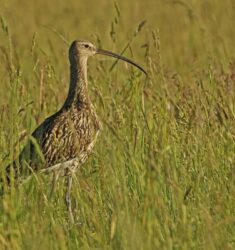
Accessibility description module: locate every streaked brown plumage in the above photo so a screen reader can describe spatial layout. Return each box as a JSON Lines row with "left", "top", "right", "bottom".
{"left": 5, "top": 40, "right": 146, "bottom": 221}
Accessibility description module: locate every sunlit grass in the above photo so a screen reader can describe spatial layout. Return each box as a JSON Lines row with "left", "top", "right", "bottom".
{"left": 0, "top": 0, "right": 235, "bottom": 249}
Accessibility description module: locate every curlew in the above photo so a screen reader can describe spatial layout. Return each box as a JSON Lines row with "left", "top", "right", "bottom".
{"left": 4, "top": 40, "right": 147, "bottom": 221}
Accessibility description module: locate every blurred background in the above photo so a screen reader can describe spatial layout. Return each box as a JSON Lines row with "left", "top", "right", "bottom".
{"left": 1, "top": 0, "right": 235, "bottom": 71}
{"left": 0, "top": 0, "right": 235, "bottom": 249}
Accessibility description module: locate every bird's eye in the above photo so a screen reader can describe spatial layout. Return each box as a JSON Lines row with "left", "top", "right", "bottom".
{"left": 84, "top": 44, "right": 89, "bottom": 48}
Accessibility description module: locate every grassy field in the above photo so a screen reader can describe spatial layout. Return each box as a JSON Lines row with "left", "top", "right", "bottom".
{"left": 0, "top": 0, "right": 235, "bottom": 249}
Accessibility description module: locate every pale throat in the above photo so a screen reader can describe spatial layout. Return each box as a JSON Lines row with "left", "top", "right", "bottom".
{"left": 77, "top": 56, "right": 88, "bottom": 83}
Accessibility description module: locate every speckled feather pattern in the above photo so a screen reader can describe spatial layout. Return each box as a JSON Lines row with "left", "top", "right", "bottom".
{"left": 32, "top": 103, "right": 101, "bottom": 169}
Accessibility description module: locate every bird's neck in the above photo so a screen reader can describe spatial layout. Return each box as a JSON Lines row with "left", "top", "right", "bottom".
{"left": 63, "top": 56, "right": 89, "bottom": 108}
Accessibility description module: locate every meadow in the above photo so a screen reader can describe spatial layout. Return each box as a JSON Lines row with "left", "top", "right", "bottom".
{"left": 0, "top": 0, "right": 235, "bottom": 249}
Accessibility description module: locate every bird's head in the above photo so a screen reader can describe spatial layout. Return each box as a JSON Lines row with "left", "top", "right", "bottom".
{"left": 69, "top": 40, "right": 97, "bottom": 62}
{"left": 69, "top": 40, "right": 147, "bottom": 75}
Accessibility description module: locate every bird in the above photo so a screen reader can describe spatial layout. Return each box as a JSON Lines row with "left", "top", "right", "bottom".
{"left": 4, "top": 40, "right": 147, "bottom": 221}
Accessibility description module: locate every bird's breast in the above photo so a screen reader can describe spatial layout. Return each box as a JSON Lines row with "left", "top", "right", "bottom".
{"left": 40, "top": 106, "right": 101, "bottom": 167}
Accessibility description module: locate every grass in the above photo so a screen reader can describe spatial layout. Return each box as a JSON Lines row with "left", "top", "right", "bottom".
{"left": 0, "top": 0, "right": 235, "bottom": 249}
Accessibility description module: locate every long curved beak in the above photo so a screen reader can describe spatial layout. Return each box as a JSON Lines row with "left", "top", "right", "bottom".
{"left": 96, "top": 48, "right": 147, "bottom": 76}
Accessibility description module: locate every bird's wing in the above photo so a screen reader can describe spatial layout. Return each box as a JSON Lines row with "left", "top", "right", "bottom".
{"left": 18, "top": 111, "right": 61, "bottom": 169}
